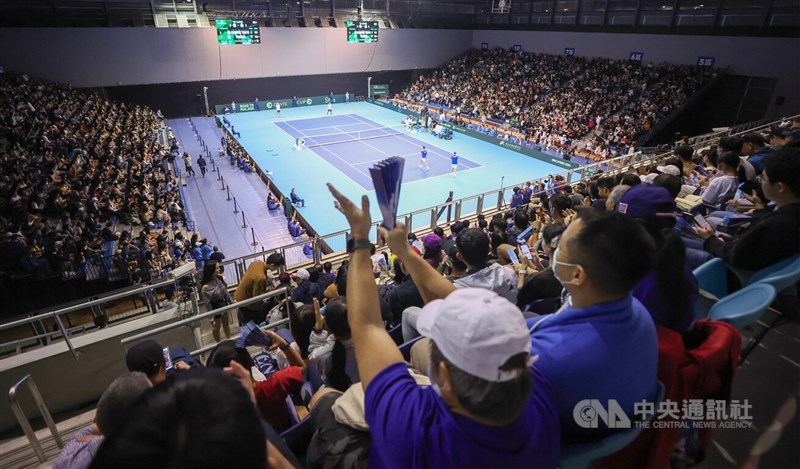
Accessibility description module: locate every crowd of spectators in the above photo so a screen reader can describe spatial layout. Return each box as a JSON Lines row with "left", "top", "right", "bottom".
{"left": 0, "top": 72, "right": 211, "bottom": 311}
{"left": 401, "top": 48, "right": 714, "bottom": 159}
{"left": 54, "top": 116, "right": 799, "bottom": 468}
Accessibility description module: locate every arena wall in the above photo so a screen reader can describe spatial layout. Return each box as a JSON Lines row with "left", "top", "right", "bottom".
{"left": 0, "top": 27, "right": 471, "bottom": 87}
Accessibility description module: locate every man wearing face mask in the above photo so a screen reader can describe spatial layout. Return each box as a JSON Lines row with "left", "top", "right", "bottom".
{"left": 527, "top": 210, "right": 659, "bottom": 441}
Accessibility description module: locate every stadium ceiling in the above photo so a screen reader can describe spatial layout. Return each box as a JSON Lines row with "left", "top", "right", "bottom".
{"left": 0, "top": 0, "right": 795, "bottom": 36}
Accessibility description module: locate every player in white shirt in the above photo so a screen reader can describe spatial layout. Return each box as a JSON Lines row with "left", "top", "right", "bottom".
{"left": 327, "top": 102, "right": 333, "bottom": 115}
{"left": 276, "top": 102, "right": 281, "bottom": 117}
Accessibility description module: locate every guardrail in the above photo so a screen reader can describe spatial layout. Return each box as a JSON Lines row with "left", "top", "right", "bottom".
{"left": 0, "top": 267, "right": 198, "bottom": 360}
{"left": 8, "top": 375, "right": 64, "bottom": 463}
{"left": 120, "top": 286, "right": 291, "bottom": 357}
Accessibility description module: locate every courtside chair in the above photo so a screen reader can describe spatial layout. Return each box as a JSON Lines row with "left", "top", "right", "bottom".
{"left": 707, "top": 283, "right": 777, "bottom": 331}
{"left": 746, "top": 254, "right": 800, "bottom": 295}
{"left": 558, "top": 381, "right": 666, "bottom": 469}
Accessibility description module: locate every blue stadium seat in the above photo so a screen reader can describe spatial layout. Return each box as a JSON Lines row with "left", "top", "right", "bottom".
{"left": 746, "top": 254, "right": 800, "bottom": 294}
{"left": 559, "top": 381, "right": 665, "bottom": 469}
{"left": 280, "top": 415, "right": 312, "bottom": 460}
{"left": 708, "top": 283, "right": 776, "bottom": 331}
{"left": 693, "top": 258, "right": 728, "bottom": 300}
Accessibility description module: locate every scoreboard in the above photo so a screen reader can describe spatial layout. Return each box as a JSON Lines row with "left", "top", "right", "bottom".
{"left": 346, "top": 21, "right": 379, "bottom": 43}
{"left": 216, "top": 19, "right": 261, "bottom": 45}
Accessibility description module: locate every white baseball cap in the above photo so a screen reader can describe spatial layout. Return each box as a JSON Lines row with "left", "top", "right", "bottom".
{"left": 656, "top": 165, "right": 680, "bottom": 177}
{"left": 292, "top": 269, "right": 310, "bottom": 280}
{"left": 417, "top": 288, "right": 533, "bottom": 383}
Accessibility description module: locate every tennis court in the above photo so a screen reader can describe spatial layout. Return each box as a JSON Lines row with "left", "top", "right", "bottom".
{"left": 274, "top": 114, "right": 481, "bottom": 190}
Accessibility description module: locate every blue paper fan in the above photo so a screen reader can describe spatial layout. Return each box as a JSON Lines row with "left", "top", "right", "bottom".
{"left": 236, "top": 321, "right": 273, "bottom": 349}
{"left": 370, "top": 156, "right": 405, "bottom": 230}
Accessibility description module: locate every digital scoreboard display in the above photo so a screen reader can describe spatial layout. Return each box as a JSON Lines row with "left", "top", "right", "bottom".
{"left": 216, "top": 19, "right": 261, "bottom": 45}
{"left": 346, "top": 21, "right": 379, "bottom": 43}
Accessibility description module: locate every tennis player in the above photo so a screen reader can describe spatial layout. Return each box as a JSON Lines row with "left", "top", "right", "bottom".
{"left": 276, "top": 102, "right": 281, "bottom": 117}
{"left": 451, "top": 151, "right": 459, "bottom": 176}
{"left": 327, "top": 102, "right": 333, "bottom": 116}
{"left": 420, "top": 146, "right": 429, "bottom": 171}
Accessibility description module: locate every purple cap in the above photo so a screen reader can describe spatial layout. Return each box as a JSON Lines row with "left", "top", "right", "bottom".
{"left": 617, "top": 184, "right": 677, "bottom": 219}
{"left": 422, "top": 233, "right": 442, "bottom": 252}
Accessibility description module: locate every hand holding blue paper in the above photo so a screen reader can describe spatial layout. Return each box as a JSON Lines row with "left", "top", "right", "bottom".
{"left": 369, "top": 156, "right": 405, "bottom": 230}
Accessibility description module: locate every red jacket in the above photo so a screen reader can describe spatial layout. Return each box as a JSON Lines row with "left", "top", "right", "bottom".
{"left": 603, "top": 320, "right": 741, "bottom": 468}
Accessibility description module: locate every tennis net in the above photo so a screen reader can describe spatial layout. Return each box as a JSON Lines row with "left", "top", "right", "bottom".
{"left": 296, "top": 125, "right": 408, "bottom": 148}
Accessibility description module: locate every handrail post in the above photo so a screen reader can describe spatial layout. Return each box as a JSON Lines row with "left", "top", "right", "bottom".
{"left": 53, "top": 313, "right": 80, "bottom": 361}
{"left": 476, "top": 194, "right": 484, "bottom": 215}
{"left": 454, "top": 201, "right": 462, "bottom": 221}
{"left": 8, "top": 375, "right": 64, "bottom": 463}
{"left": 430, "top": 208, "right": 437, "bottom": 231}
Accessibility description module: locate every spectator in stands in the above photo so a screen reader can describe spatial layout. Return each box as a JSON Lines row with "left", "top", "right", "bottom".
{"left": 699, "top": 151, "right": 742, "bottom": 212}
{"left": 308, "top": 297, "right": 359, "bottom": 390}
{"left": 617, "top": 184, "right": 699, "bottom": 334}
{"left": 516, "top": 223, "right": 567, "bottom": 309}
{"left": 386, "top": 251, "right": 425, "bottom": 330}
{"left": 740, "top": 133, "right": 771, "bottom": 175}
{"left": 289, "top": 303, "right": 317, "bottom": 360}
{"left": 267, "top": 193, "right": 280, "bottom": 211}
{"left": 233, "top": 253, "right": 285, "bottom": 325}
{"left": 605, "top": 184, "right": 631, "bottom": 212}
{"left": 90, "top": 368, "right": 290, "bottom": 468}
{"left": 695, "top": 147, "right": 800, "bottom": 272}
{"left": 124, "top": 339, "right": 185, "bottom": 385}
{"left": 452, "top": 227, "right": 518, "bottom": 302}
{"left": 317, "top": 261, "right": 335, "bottom": 291}
{"left": 421, "top": 233, "right": 444, "bottom": 269}
{"left": 206, "top": 334, "right": 304, "bottom": 433}
{"left": 54, "top": 372, "right": 152, "bottom": 469}
{"left": 200, "top": 261, "right": 233, "bottom": 342}
{"left": 291, "top": 268, "right": 322, "bottom": 304}
{"left": 591, "top": 178, "right": 615, "bottom": 210}
{"left": 528, "top": 210, "right": 658, "bottom": 439}
{"left": 326, "top": 184, "right": 560, "bottom": 468}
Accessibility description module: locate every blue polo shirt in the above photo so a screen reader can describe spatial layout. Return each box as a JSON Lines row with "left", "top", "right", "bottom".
{"left": 527, "top": 295, "right": 658, "bottom": 440}
{"left": 451, "top": 154, "right": 459, "bottom": 165}
{"left": 365, "top": 362, "right": 560, "bottom": 468}
{"left": 421, "top": 149, "right": 428, "bottom": 159}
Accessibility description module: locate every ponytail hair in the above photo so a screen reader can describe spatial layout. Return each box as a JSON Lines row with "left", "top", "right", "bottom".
{"left": 654, "top": 229, "right": 694, "bottom": 329}
{"left": 326, "top": 341, "right": 352, "bottom": 392}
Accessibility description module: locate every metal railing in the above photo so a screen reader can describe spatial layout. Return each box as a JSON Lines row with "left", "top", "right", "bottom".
{"left": 8, "top": 375, "right": 64, "bottom": 463}
{"left": 120, "top": 286, "right": 292, "bottom": 357}
{"left": 0, "top": 267, "right": 198, "bottom": 360}
{"left": 214, "top": 112, "right": 799, "bottom": 287}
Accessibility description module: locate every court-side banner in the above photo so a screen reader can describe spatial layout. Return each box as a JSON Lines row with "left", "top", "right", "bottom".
{"left": 367, "top": 99, "right": 579, "bottom": 170}
{"left": 214, "top": 94, "right": 348, "bottom": 114}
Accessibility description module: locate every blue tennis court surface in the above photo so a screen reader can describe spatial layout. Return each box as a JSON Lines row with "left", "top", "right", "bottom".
{"left": 275, "top": 114, "right": 480, "bottom": 190}
{"left": 218, "top": 102, "right": 568, "bottom": 236}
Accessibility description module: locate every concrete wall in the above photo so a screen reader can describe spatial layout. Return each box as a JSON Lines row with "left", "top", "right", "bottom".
{"left": 0, "top": 309, "right": 198, "bottom": 434}
{"left": 0, "top": 27, "right": 471, "bottom": 87}
{"left": 471, "top": 30, "right": 800, "bottom": 118}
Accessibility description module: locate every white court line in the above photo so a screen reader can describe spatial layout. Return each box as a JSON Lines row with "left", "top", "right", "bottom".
{"left": 276, "top": 120, "right": 309, "bottom": 140}
{"left": 349, "top": 114, "right": 476, "bottom": 169}
{"left": 350, "top": 151, "right": 420, "bottom": 166}
{"left": 292, "top": 121, "right": 367, "bottom": 133}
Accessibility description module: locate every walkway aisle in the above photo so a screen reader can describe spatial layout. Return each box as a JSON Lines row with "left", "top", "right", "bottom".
{"left": 168, "top": 117, "right": 303, "bottom": 265}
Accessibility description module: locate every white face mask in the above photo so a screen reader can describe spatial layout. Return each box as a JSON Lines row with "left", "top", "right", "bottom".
{"left": 552, "top": 246, "right": 581, "bottom": 286}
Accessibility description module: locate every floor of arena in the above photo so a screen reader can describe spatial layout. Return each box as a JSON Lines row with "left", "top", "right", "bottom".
{"left": 219, "top": 101, "right": 564, "bottom": 236}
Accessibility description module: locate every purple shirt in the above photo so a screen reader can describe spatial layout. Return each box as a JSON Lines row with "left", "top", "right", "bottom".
{"left": 53, "top": 426, "right": 104, "bottom": 469}
{"left": 365, "top": 362, "right": 560, "bottom": 468}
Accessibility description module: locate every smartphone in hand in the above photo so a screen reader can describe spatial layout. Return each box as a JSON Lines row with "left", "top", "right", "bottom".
{"left": 506, "top": 247, "right": 521, "bottom": 265}
{"left": 519, "top": 244, "right": 534, "bottom": 260}
{"left": 693, "top": 213, "right": 710, "bottom": 229}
